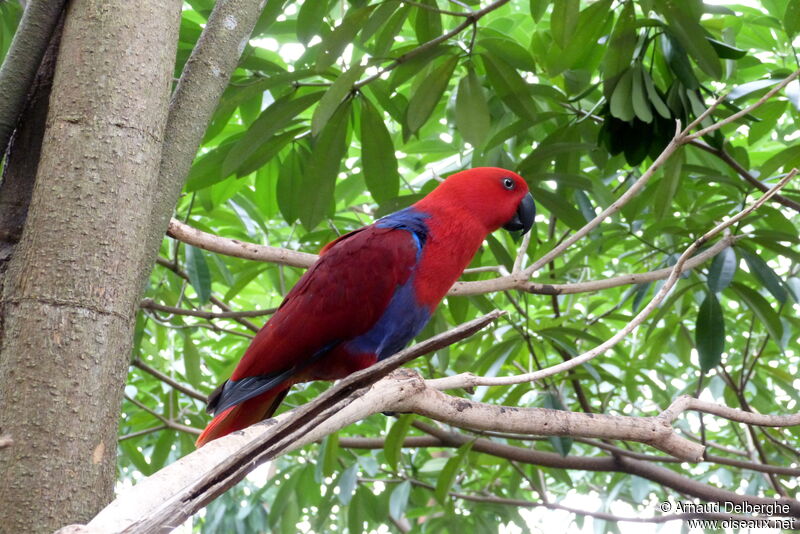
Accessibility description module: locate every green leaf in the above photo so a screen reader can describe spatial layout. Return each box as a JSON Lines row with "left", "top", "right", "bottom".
{"left": 603, "top": 1, "right": 637, "bottom": 97}
{"left": 654, "top": 146, "right": 683, "bottom": 219}
{"left": 530, "top": 0, "right": 549, "bottom": 22}
{"left": 181, "top": 331, "right": 203, "bottom": 388}
{"left": 297, "top": 0, "right": 329, "bottom": 44}
{"left": 696, "top": 292, "right": 725, "bottom": 373}
{"left": 759, "top": 144, "right": 800, "bottom": 179}
{"left": 347, "top": 487, "right": 367, "bottom": 533}
{"left": 360, "top": 1, "right": 399, "bottom": 44}
{"left": 543, "top": 393, "right": 573, "bottom": 456}
{"left": 435, "top": 441, "right": 474, "bottom": 503}
{"left": 413, "top": 0, "right": 442, "bottom": 43}
{"left": 236, "top": 126, "right": 306, "bottom": 178}
{"left": 149, "top": 429, "right": 175, "bottom": 472}
{"left": 316, "top": 6, "right": 374, "bottom": 72}
{"left": 405, "top": 54, "right": 458, "bottom": 135}
{"left": 360, "top": 97, "right": 400, "bottom": 203}
{"left": 481, "top": 54, "right": 539, "bottom": 122}
{"left": 455, "top": 67, "right": 491, "bottom": 147}
{"left": 574, "top": 189, "right": 596, "bottom": 222}
{"left": 739, "top": 248, "right": 787, "bottom": 303}
{"left": 337, "top": 464, "right": 359, "bottom": 505}
{"left": 271, "top": 468, "right": 301, "bottom": 529}
{"left": 185, "top": 245, "right": 211, "bottom": 304}
{"left": 476, "top": 36, "right": 536, "bottom": 71}
{"left": 632, "top": 282, "right": 651, "bottom": 312}
{"left": 371, "top": 5, "right": 411, "bottom": 57}
{"left": 749, "top": 100, "right": 788, "bottom": 145}
{"left": 706, "top": 38, "right": 746, "bottom": 59}
{"left": 642, "top": 68, "right": 671, "bottom": 119}
{"left": 609, "top": 68, "right": 635, "bottom": 121}
{"left": 223, "top": 91, "right": 324, "bottom": 178}
{"left": 276, "top": 144, "right": 308, "bottom": 224}
{"left": 731, "top": 282, "right": 784, "bottom": 346}
{"left": 785, "top": 0, "right": 800, "bottom": 37}
{"left": 321, "top": 434, "right": 340, "bottom": 478}
{"left": 551, "top": 0, "right": 579, "bottom": 49}
{"left": 530, "top": 186, "right": 586, "bottom": 231}
{"left": 298, "top": 100, "right": 351, "bottom": 229}
{"left": 384, "top": 414, "right": 414, "bottom": 471}
{"left": 252, "top": 0, "right": 287, "bottom": 37}
{"left": 185, "top": 137, "right": 240, "bottom": 192}
{"left": 728, "top": 78, "right": 783, "bottom": 100}
{"left": 119, "top": 439, "right": 154, "bottom": 476}
{"left": 239, "top": 91, "right": 262, "bottom": 127}
{"left": 486, "top": 234, "right": 514, "bottom": 271}
{"left": 554, "top": 0, "right": 613, "bottom": 71}
{"left": 631, "top": 65, "right": 653, "bottom": 123}
{"left": 661, "top": 34, "right": 699, "bottom": 89}
{"left": 707, "top": 247, "right": 737, "bottom": 294}
{"left": 389, "top": 480, "right": 411, "bottom": 520}
{"left": 312, "top": 64, "right": 365, "bottom": 136}
{"left": 657, "top": 0, "right": 722, "bottom": 79}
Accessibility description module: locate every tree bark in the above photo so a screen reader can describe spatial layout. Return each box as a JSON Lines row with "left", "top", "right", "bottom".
{"left": 0, "top": 14, "right": 62, "bottom": 287}
{"left": 0, "top": 0, "right": 67, "bottom": 154}
{"left": 0, "top": 1, "right": 181, "bottom": 531}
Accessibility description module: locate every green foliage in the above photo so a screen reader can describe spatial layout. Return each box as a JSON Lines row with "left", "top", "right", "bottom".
{"left": 82, "top": 0, "right": 800, "bottom": 530}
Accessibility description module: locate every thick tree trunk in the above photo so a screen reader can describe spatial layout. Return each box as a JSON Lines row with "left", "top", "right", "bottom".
{"left": 0, "top": 1, "right": 181, "bottom": 531}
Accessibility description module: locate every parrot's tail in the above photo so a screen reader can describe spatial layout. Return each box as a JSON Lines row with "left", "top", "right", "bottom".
{"left": 195, "top": 388, "right": 288, "bottom": 448}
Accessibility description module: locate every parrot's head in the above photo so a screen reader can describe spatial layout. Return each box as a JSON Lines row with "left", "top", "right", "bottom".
{"left": 419, "top": 167, "right": 535, "bottom": 235}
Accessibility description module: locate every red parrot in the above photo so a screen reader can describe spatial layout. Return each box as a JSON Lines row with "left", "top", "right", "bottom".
{"left": 195, "top": 167, "right": 535, "bottom": 446}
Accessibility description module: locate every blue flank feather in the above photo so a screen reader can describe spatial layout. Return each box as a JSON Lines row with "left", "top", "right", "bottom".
{"left": 346, "top": 207, "right": 432, "bottom": 359}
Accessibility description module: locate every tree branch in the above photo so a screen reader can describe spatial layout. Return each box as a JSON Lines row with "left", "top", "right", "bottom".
{"left": 82, "top": 317, "right": 800, "bottom": 530}
{"left": 124, "top": 395, "right": 201, "bottom": 436}
{"left": 139, "top": 0, "right": 267, "bottom": 294}
{"left": 396, "top": 384, "right": 703, "bottom": 460}
{"left": 167, "top": 218, "right": 316, "bottom": 269}
{"left": 90, "top": 369, "right": 716, "bottom": 531}
{"left": 690, "top": 139, "right": 800, "bottom": 212}
{"left": 86, "top": 312, "right": 504, "bottom": 532}
{"left": 140, "top": 297, "right": 277, "bottom": 320}
{"left": 166, "top": 218, "right": 736, "bottom": 296}
{"left": 390, "top": 476, "right": 789, "bottom": 526}
{"left": 663, "top": 395, "right": 800, "bottom": 428}
{"left": 686, "top": 69, "right": 800, "bottom": 141}
{"left": 154, "top": 257, "right": 260, "bottom": 332}
{"left": 0, "top": 0, "right": 67, "bottom": 154}
{"left": 130, "top": 359, "right": 208, "bottom": 403}
{"left": 411, "top": 421, "right": 800, "bottom": 517}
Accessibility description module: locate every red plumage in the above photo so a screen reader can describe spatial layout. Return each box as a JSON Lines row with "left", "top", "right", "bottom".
{"left": 196, "top": 167, "right": 533, "bottom": 447}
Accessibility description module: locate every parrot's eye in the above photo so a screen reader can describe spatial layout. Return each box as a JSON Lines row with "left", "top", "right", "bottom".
{"left": 502, "top": 177, "right": 515, "bottom": 190}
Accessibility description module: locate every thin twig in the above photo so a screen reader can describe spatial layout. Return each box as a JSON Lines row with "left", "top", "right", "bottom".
{"left": 131, "top": 359, "right": 208, "bottom": 403}
{"left": 687, "top": 69, "right": 800, "bottom": 141}
{"left": 140, "top": 298, "right": 276, "bottom": 319}
{"left": 353, "top": 0, "right": 512, "bottom": 90}
{"left": 663, "top": 395, "right": 800, "bottom": 428}
{"left": 123, "top": 395, "right": 201, "bottom": 435}
{"left": 690, "top": 140, "right": 800, "bottom": 212}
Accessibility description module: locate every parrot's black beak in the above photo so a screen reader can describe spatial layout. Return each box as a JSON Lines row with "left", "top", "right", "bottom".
{"left": 503, "top": 192, "right": 535, "bottom": 234}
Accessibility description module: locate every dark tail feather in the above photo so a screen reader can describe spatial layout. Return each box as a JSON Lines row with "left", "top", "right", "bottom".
{"left": 195, "top": 388, "right": 289, "bottom": 447}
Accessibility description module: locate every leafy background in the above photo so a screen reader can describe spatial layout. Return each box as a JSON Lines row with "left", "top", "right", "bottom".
{"left": 3, "top": 0, "right": 798, "bottom": 531}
